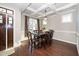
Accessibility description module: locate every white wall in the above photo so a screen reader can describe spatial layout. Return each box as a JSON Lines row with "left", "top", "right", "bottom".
{"left": 76, "top": 4, "right": 79, "bottom": 54}
{"left": 21, "top": 14, "right": 28, "bottom": 41}
{"left": 21, "top": 14, "right": 25, "bottom": 40}
{"left": 0, "top": 4, "right": 22, "bottom": 47}
{"left": 14, "top": 8, "right": 21, "bottom": 46}
{"left": 47, "top": 6, "right": 77, "bottom": 44}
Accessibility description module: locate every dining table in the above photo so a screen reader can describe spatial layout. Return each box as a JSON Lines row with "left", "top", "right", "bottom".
{"left": 30, "top": 30, "right": 48, "bottom": 48}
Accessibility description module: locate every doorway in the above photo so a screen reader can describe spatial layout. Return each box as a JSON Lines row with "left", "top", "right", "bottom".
{"left": 0, "top": 7, "right": 14, "bottom": 51}
{"left": 0, "top": 14, "right": 6, "bottom": 51}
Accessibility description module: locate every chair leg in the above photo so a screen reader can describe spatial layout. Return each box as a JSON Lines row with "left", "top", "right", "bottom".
{"left": 28, "top": 42, "right": 33, "bottom": 55}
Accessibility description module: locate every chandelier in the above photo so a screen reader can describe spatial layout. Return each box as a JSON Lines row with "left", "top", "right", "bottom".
{"left": 43, "top": 9, "right": 47, "bottom": 25}
{"left": 44, "top": 9, "right": 47, "bottom": 19}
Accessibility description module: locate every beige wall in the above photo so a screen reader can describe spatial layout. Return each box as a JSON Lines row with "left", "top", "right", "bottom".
{"left": 21, "top": 14, "right": 29, "bottom": 41}
{"left": 76, "top": 4, "right": 79, "bottom": 54}
{"left": 47, "top": 6, "right": 77, "bottom": 44}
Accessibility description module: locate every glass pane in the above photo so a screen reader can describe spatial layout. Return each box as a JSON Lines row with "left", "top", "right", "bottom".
{"left": 9, "top": 17, "right": 12, "bottom": 21}
{"left": 0, "top": 8, "right": 6, "bottom": 13}
{"left": 7, "top": 10, "right": 13, "bottom": 14}
{"left": 43, "top": 18, "right": 47, "bottom": 25}
{"left": 0, "top": 15, "right": 2, "bottom": 19}
{"left": 0, "top": 19, "right": 3, "bottom": 23}
{"left": 62, "top": 13, "right": 72, "bottom": 23}
{"left": 9, "top": 20, "right": 12, "bottom": 24}
{"left": 2, "top": 9, "right": 6, "bottom": 13}
{"left": 28, "top": 18, "right": 37, "bottom": 32}
{"left": 8, "top": 16, "right": 13, "bottom": 24}
{"left": 0, "top": 15, "right": 3, "bottom": 23}
{"left": 0, "top": 8, "right": 2, "bottom": 11}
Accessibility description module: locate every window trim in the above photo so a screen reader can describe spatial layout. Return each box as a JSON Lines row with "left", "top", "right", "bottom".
{"left": 0, "top": 7, "right": 14, "bottom": 15}
{"left": 62, "top": 13, "right": 73, "bottom": 23}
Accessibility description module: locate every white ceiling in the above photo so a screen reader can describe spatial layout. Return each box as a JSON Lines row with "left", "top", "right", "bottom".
{"left": 0, "top": 3, "right": 77, "bottom": 18}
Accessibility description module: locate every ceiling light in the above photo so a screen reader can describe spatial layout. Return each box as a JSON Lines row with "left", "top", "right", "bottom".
{"left": 43, "top": 9, "right": 47, "bottom": 25}
{"left": 44, "top": 9, "right": 47, "bottom": 19}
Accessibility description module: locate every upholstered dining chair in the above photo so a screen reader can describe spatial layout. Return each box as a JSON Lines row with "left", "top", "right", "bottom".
{"left": 45, "top": 31, "right": 51, "bottom": 45}
{"left": 49, "top": 30, "right": 54, "bottom": 44}
{"left": 45, "top": 30, "right": 54, "bottom": 46}
{"left": 49, "top": 30, "right": 54, "bottom": 39}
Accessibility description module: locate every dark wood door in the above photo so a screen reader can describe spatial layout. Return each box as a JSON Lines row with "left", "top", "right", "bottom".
{"left": 0, "top": 14, "right": 6, "bottom": 51}
{"left": 7, "top": 16, "right": 13, "bottom": 48}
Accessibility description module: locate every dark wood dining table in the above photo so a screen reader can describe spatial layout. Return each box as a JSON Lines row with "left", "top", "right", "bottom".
{"left": 31, "top": 31, "right": 48, "bottom": 48}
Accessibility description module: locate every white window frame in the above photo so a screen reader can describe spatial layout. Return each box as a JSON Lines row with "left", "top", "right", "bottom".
{"left": 62, "top": 13, "right": 73, "bottom": 23}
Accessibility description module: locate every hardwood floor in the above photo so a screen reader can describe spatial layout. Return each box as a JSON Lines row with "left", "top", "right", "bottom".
{"left": 11, "top": 39, "right": 78, "bottom": 56}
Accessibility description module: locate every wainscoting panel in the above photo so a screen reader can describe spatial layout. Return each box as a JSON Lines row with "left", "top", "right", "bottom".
{"left": 53, "top": 31, "right": 76, "bottom": 44}
{"left": 76, "top": 33, "right": 79, "bottom": 54}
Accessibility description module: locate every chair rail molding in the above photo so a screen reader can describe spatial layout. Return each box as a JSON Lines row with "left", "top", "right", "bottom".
{"left": 55, "top": 30, "right": 76, "bottom": 34}
{"left": 53, "top": 30, "right": 77, "bottom": 45}
{"left": 76, "top": 32, "right": 79, "bottom": 36}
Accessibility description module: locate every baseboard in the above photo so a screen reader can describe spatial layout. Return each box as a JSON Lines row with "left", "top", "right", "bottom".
{"left": 78, "top": 50, "right": 79, "bottom": 55}
{"left": 55, "top": 30, "right": 76, "bottom": 34}
{"left": 76, "top": 32, "right": 79, "bottom": 55}
{"left": 0, "top": 47, "right": 15, "bottom": 56}
{"left": 76, "top": 45, "right": 79, "bottom": 55}
{"left": 53, "top": 38, "right": 77, "bottom": 45}
{"left": 76, "top": 32, "right": 79, "bottom": 36}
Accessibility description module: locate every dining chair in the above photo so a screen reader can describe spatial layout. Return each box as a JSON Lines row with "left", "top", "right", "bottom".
{"left": 49, "top": 30, "right": 54, "bottom": 44}
{"left": 45, "top": 31, "right": 51, "bottom": 45}
{"left": 49, "top": 30, "right": 54, "bottom": 39}
{"left": 38, "top": 33, "right": 48, "bottom": 48}
{"left": 27, "top": 31, "right": 36, "bottom": 55}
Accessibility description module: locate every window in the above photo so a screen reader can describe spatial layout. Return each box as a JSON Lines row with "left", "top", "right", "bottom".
{"left": 0, "top": 7, "right": 14, "bottom": 15}
{"left": 43, "top": 18, "right": 47, "bottom": 25}
{"left": 8, "top": 16, "right": 13, "bottom": 24}
{"left": 7, "top": 10, "right": 13, "bottom": 15}
{"left": 28, "top": 18, "right": 37, "bottom": 32}
{"left": 0, "top": 15, "right": 3, "bottom": 23}
{"left": 0, "top": 8, "right": 6, "bottom": 13}
{"left": 62, "top": 13, "right": 72, "bottom": 23}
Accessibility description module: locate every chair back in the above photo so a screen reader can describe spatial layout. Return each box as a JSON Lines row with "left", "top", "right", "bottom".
{"left": 27, "top": 31, "right": 34, "bottom": 44}
{"left": 49, "top": 30, "right": 54, "bottom": 39}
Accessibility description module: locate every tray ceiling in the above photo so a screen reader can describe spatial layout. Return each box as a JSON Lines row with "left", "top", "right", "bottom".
{"left": 0, "top": 3, "right": 77, "bottom": 18}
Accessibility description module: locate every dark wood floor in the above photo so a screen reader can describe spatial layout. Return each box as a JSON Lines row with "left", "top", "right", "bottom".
{"left": 11, "top": 39, "right": 78, "bottom": 56}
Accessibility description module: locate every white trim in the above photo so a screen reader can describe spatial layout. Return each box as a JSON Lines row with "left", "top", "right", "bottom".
{"left": 78, "top": 49, "right": 79, "bottom": 55}
{"left": 76, "top": 32, "right": 79, "bottom": 36}
{"left": 53, "top": 30, "right": 77, "bottom": 45}
{"left": 76, "top": 32, "right": 79, "bottom": 54}
{"left": 38, "top": 3, "right": 77, "bottom": 18}
{"left": 47, "top": 3, "right": 77, "bottom": 15}
{"left": 31, "top": 4, "right": 51, "bottom": 15}
{"left": 0, "top": 47, "right": 15, "bottom": 56}
{"left": 53, "top": 38, "right": 77, "bottom": 45}
{"left": 77, "top": 45, "right": 79, "bottom": 54}
{"left": 6, "top": 14, "right": 7, "bottom": 49}
{"left": 27, "top": 7, "right": 36, "bottom": 12}
{"left": 76, "top": 44, "right": 79, "bottom": 54}
{"left": 54, "top": 30, "right": 76, "bottom": 34}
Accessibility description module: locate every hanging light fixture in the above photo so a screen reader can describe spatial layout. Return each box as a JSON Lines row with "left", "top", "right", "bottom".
{"left": 44, "top": 9, "right": 47, "bottom": 20}
{"left": 43, "top": 9, "right": 47, "bottom": 25}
